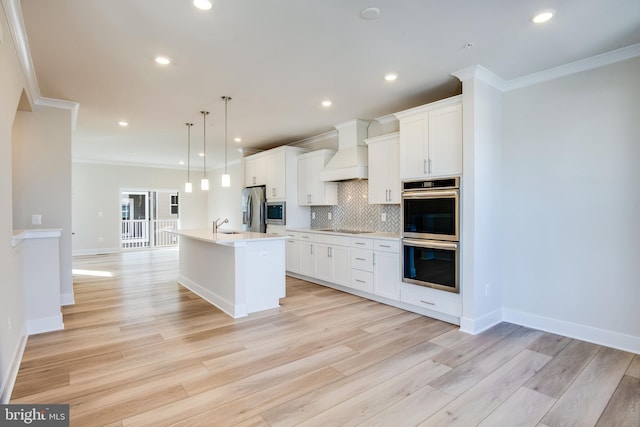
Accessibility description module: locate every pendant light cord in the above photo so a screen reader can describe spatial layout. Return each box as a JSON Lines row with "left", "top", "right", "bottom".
{"left": 201, "top": 111, "right": 209, "bottom": 178}
{"left": 186, "top": 122, "right": 193, "bottom": 181}
{"left": 222, "top": 96, "right": 232, "bottom": 174}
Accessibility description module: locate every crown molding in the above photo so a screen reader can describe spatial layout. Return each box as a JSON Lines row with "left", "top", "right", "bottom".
{"left": 2, "top": 0, "right": 79, "bottom": 128}
{"left": 503, "top": 43, "right": 640, "bottom": 91}
{"left": 452, "top": 43, "right": 640, "bottom": 92}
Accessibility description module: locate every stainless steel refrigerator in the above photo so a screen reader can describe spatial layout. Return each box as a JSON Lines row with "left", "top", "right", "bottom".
{"left": 241, "top": 186, "right": 266, "bottom": 233}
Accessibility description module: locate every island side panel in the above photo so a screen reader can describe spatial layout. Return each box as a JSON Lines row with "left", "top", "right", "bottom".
{"left": 244, "top": 239, "right": 286, "bottom": 313}
{"left": 177, "top": 236, "right": 248, "bottom": 318}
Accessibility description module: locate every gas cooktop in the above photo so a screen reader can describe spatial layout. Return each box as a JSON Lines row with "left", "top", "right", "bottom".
{"left": 315, "top": 229, "right": 374, "bottom": 234}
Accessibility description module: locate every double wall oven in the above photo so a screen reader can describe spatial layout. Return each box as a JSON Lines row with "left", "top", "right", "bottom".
{"left": 402, "top": 177, "right": 460, "bottom": 293}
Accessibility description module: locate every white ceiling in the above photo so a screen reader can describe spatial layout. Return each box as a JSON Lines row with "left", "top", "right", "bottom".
{"left": 18, "top": 0, "right": 640, "bottom": 169}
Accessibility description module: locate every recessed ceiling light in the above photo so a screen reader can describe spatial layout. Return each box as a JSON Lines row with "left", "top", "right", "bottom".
{"left": 531, "top": 9, "right": 555, "bottom": 24}
{"left": 118, "top": 121, "right": 128, "bottom": 127}
{"left": 321, "top": 100, "right": 332, "bottom": 107}
{"left": 360, "top": 7, "right": 381, "bottom": 20}
{"left": 237, "top": 148, "right": 244, "bottom": 154}
{"left": 384, "top": 73, "right": 398, "bottom": 81}
{"left": 198, "top": 152, "right": 204, "bottom": 157}
{"left": 193, "top": 0, "right": 212, "bottom": 10}
{"left": 179, "top": 161, "right": 185, "bottom": 165}
{"left": 234, "top": 137, "right": 242, "bottom": 143}
{"left": 155, "top": 56, "right": 171, "bottom": 65}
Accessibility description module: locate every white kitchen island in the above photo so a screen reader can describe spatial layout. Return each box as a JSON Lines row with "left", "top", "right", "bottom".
{"left": 174, "top": 229, "right": 287, "bottom": 318}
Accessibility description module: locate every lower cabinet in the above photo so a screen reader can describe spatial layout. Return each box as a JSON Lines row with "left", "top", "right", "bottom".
{"left": 285, "top": 230, "right": 460, "bottom": 323}
{"left": 373, "top": 240, "right": 401, "bottom": 300}
{"left": 285, "top": 232, "right": 300, "bottom": 274}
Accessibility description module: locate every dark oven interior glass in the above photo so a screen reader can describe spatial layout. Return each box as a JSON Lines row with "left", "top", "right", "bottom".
{"left": 403, "top": 244, "right": 457, "bottom": 291}
{"left": 266, "top": 204, "right": 283, "bottom": 220}
{"left": 403, "top": 198, "right": 456, "bottom": 236}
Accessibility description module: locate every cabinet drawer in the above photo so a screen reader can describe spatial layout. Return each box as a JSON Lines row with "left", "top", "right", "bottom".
{"left": 314, "top": 233, "right": 350, "bottom": 247}
{"left": 400, "top": 283, "right": 461, "bottom": 317}
{"left": 351, "top": 237, "right": 373, "bottom": 249}
{"left": 351, "top": 248, "right": 373, "bottom": 272}
{"left": 285, "top": 231, "right": 300, "bottom": 240}
{"left": 351, "top": 269, "right": 374, "bottom": 293}
{"left": 374, "top": 239, "right": 400, "bottom": 253}
{"left": 299, "top": 232, "right": 315, "bottom": 242}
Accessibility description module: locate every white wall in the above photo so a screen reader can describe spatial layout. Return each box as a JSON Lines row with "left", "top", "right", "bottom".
{"left": 0, "top": 4, "right": 28, "bottom": 402}
{"left": 501, "top": 57, "right": 640, "bottom": 351}
{"left": 12, "top": 107, "right": 73, "bottom": 304}
{"left": 457, "top": 71, "right": 504, "bottom": 334}
{"left": 206, "top": 162, "right": 244, "bottom": 230}
{"left": 72, "top": 162, "right": 208, "bottom": 254}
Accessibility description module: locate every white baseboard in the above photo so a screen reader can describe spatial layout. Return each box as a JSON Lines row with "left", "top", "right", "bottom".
{"left": 459, "top": 308, "right": 503, "bottom": 335}
{"left": 178, "top": 275, "right": 247, "bottom": 319}
{"left": 503, "top": 309, "right": 640, "bottom": 355}
{"left": 60, "top": 292, "right": 75, "bottom": 306}
{"left": 26, "top": 315, "right": 64, "bottom": 335}
{"left": 0, "top": 324, "right": 28, "bottom": 404}
{"left": 72, "top": 247, "right": 120, "bottom": 256}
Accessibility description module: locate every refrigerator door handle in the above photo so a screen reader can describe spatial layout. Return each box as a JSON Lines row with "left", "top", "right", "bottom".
{"left": 247, "top": 194, "right": 253, "bottom": 228}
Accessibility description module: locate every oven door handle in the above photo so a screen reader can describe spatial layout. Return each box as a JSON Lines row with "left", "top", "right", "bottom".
{"left": 403, "top": 239, "right": 458, "bottom": 250}
{"left": 401, "top": 189, "right": 458, "bottom": 199}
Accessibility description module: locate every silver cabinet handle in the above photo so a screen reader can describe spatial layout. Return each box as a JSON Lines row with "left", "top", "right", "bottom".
{"left": 420, "top": 300, "right": 435, "bottom": 306}
{"left": 310, "top": 244, "right": 313, "bottom": 255}
{"left": 428, "top": 158, "right": 433, "bottom": 174}
{"left": 355, "top": 257, "right": 366, "bottom": 261}
{"left": 355, "top": 279, "right": 365, "bottom": 283}
{"left": 423, "top": 159, "right": 428, "bottom": 174}
{"left": 355, "top": 242, "right": 365, "bottom": 246}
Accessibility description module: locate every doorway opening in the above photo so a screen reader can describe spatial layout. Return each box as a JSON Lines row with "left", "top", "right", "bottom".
{"left": 120, "top": 190, "right": 179, "bottom": 249}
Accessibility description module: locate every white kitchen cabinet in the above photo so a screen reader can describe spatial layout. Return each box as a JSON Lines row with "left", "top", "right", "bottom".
{"left": 314, "top": 234, "right": 350, "bottom": 287}
{"left": 373, "top": 240, "right": 401, "bottom": 301}
{"left": 285, "top": 231, "right": 300, "bottom": 273}
{"left": 395, "top": 96, "right": 462, "bottom": 180}
{"left": 244, "top": 155, "right": 266, "bottom": 187}
{"left": 265, "top": 150, "right": 286, "bottom": 200}
{"left": 350, "top": 238, "right": 374, "bottom": 293}
{"left": 365, "top": 132, "right": 400, "bottom": 204}
{"left": 400, "top": 282, "right": 462, "bottom": 317}
{"left": 298, "top": 240, "right": 315, "bottom": 277}
{"left": 297, "top": 150, "right": 338, "bottom": 206}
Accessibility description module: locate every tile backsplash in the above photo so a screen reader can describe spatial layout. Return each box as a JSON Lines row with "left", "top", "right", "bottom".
{"left": 310, "top": 180, "right": 401, "bottom": 233}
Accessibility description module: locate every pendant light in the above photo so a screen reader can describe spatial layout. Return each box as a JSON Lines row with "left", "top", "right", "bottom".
{"left": 200, "top": 110, "right": 210, "bottom": 191}
{"left": 184, "top": 123, "right": 194, "bottom": 193}
{"left": 221, "top": 96, "right": 232, "bottom": 187}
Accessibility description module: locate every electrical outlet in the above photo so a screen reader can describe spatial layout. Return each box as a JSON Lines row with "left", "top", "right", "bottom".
{"left": 381, "top": 213, "right": 386, "bottom": 222}
{"left": 312, "top": 212, "right": 316, "bottom": 220}
{"left": 328, "top": 212, "right": 332, "bottom": 220}
{"left": 8, "top": 317, "right": 12, "bottom": 334}
{"left": 98, "top": 211, "right": 104, "bottom": 217}
{"left": 32, "top": 214, "right": 42, "bottom": 225}
{"left": 485, "top": 283, "right": 491, "bottom": 297}
{"left": 98, "top": 237, "right": 104, "bottom": 243}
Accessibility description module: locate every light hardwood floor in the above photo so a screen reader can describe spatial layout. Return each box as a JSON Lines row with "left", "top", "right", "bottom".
{"left": 11, "top": 249, "right": 640, "bottom": 426}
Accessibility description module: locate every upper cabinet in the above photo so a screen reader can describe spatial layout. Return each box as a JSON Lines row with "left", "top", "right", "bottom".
{"left": 395, "top": 95, "right": 462, "bottom": 180}
{"left": 244, "top": 155, "right": 266, "bottom": 187}
{"left": 364, "top": 132, "right": 400, "bottom": 204}
{"left": 265, "top": 150, "right": 286, "bottom": 200}
{"left": 297, "top": 150, "right": 338, "bottom": 206}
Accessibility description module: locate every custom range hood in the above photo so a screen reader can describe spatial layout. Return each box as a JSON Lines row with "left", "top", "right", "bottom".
{"left": 319, "top": 119, "right": 370, "bottom": 181}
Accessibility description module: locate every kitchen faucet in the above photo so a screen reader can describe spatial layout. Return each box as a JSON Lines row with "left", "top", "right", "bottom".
{"left": 213, "top": 217, "right": 229, "bottom": 234}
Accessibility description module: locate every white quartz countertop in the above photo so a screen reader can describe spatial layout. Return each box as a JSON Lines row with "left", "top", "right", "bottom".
{"left": 286, "top": 228, "right": 400, "bottom": 241}
{"left": 173, "top": 228, "right": 287, "bottom": 246}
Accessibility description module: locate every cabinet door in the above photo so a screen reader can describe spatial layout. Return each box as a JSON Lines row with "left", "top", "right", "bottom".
{"left": 266, "top": 151, "right": 286, "bottom": 200}
{"left": 314, "top": 243, "right": 332, "bottom": 282}
{"left": 299, "top": 241, "right": 315, "bottom": 276}
{"left": 297, "top": 156, "right": 310, "bottom": 206}
{"left": 245, "top": 157, "right": 266, "bottom": 186}
{"left": 285, "top": 239, "right": 299, "bottom": 273}
{"left": 367, "top": 141, "right": 389, "bottom": 204}
{"left": 399, "top": 114, "right": 428, "bottom": 180}
{"left": 387, "top": 138, "right": 401, "bottom": 203}
{"left": 428, "top": 104, "right": 462, "bottom": 177}
{"left": 306, "top": 155, "right": 326, "bottom": 205}
{"left": 332, "top": 245, "right": 351, "bottom": 287}
{"left": 374, "top": 251, "right": 401, "bottom": 301}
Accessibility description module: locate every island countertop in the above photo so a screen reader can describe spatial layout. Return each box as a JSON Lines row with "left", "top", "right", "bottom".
{"left": 173, "top": 228, "right": 287, "bottom": 246}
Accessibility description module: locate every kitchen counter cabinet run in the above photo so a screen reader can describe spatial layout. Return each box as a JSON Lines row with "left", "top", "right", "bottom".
{"left": 174, "top": 229, "right": 286, "bottom": 318}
